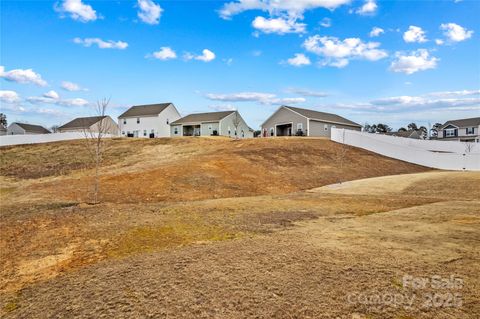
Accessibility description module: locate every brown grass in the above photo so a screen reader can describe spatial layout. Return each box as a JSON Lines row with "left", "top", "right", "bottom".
{"left": 1, "top": 137, "right": 430, "bottom": 204}
{"left": 1, "top": 138, "right": 478, "bottom": 318}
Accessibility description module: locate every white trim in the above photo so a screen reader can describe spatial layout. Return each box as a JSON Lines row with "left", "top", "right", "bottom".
{"left": 309, "top": 118, "right": 362, "bottom": 128}
{"left": 274, "top": 122, "right": 293, "bottom": 136}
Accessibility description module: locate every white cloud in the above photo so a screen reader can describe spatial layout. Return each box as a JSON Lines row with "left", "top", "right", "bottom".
{"left": 27, "top": 91, "right": 89, "bottom": 107}
{"left": 137, "top": 0, "right": 163, "bottom": 25}
{"left": 73, "top": 37, "right": 128, "bottom": 50}
{"left": 252, "top": 16, "right": 306, "bottom": 34}
{"left": 61, "top": 81, "right": 85, "bottom": 91}
{"left": 440, "top": 23, "right": 473, "bottom": 42}
{"left": 356, "top": 0, "right": 377, "bottom": 15}
{"left": 219, "top": 0, "right": 351, "bottom": 20}
{"left": 0, "top": 90, "right": 20, "bottom": 103}
{"left": 55, "top": 0, "right": 98, "bottom": 22}
{"left": 327, "top": 89, "right": 480, "bottom": 114}
{"left": 205, "top": 92, "right": 305, "bottom": 105}
{"left": 0, "top": 66, "right": 47, "bottom": 86}
{"left": 185, "top": 49, "right": 216, "bottom": 62}
{"left": 303, "top": 35, "right": 388, "bottom": 67}
{"left": 403, "top": 26, "right": 427, "bottom": 43}
{"left": 149, "top": 47, "right": 177, "bottom": 60}
{"left": 43, "top": 90, "right": 60, "bottom": 100}
{"left": 369, "top": 27, "right": 384, "bottom": 37}
{"left": 209, "top": 104, "right": 237, "bottom": 111}
{"left": 286, "top": 53, "right": 311, "bottom": 67}
{"left": 427, "top": 89, "right": 480, "bottom": 98}
{"left": 320, "top": 17, "right": 331, "bottom": 28}
{"left": 285, "top": 88, "right": 328, "bottom": 97}
{"left": 390, "top": 49, "right": 438, "bottom": 74}
{"left": 435, "top": 39, "right": 444, "bottom": 45}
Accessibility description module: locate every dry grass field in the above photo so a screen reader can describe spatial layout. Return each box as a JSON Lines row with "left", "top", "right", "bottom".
{"left": 0, "top": 137, "right": 478, "bottom": 318}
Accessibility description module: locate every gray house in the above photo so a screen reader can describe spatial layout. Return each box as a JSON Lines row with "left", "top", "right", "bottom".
{"left": 6, "top": 122, "right": 50, "bottom": 135}
{"left": 58, "top": 116, "right": 119, "bottom": 135}
{"left": 170, "top": 111, "right": 253, "bottom": 138}
{"left": 261, "top": 105, "right": 361, "bottom": 137}
{"left": 437, "top": 117, "right": 480, "bottom": 142}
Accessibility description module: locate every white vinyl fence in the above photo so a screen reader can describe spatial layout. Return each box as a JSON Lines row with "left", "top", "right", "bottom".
{"left": 331, "top": 128, "right": 480, "bottom": 171}
{"left": 0, "top": 132, "right": 116, "bottom": 147}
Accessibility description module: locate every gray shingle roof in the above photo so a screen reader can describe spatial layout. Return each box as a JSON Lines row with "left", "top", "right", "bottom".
{"left": 284, "top": 106, "right": 362, "bottom": 127}
{"left": 59, "top": 116, "right": 108, "bottom": 130}
{"left": 14, "top": 123, "right": 50, "bottom": 134}
{"left": 440, "top": 117, "right": 480, "bottom": 130}
{"left": 171, "top": 111, "right": 235, "bottom": 125}
{"left": 118, "top": 103, "right": 172, "bottom": 118}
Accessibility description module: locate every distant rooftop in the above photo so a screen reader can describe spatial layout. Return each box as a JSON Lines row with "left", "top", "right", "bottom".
{"left": 59, "top": 116, "right": 108, "bottom": 130}
{"left": 171, "top": 111, "right": 235, "bottom": 125}
{"left": 12, "top": 122, "right": 50, "bottom": 134}
{"left": 118, "top": 103, "right": 172, "bottom": 118}
{"left": 440, "top": 117, "right": 480, "bottom": 130}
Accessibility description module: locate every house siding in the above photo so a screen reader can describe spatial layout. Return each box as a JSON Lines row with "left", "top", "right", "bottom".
{"left": 219, "top": 112, "right": 253, "bottom": 138}
{"left": 6, "top": 123, "right": 26, "bottom": 135}
{"left": 438, "top": 124, "right": 480, "bottom": 141}
{"left": 309, "top": 120, "right": 361, "bottom": 137}
{"left": 261, "top": 107, "right": 307, "bottom": 137}
{"left": 59, "top": 117, "right": 119, "bottom": 135}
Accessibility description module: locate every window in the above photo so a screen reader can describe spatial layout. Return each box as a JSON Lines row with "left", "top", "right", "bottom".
{"left": 151, "top": 129, "right": 154, "bottom": 133}
{"left": 445, "top": 128, "right": 456, "bottom": 137}
{"left": 297, "top": 123, "right": 303, "bottom": 131}
{"left": 137, "top": 118, "right": 140, "bottom": 124}
{"left": 324, "top": 124, "right": 329, "bottom": 131}
{"left": 143, "top": 130, "right": 147, "bottom": 136}
{"left": 270, "top": 127, "right": 274, "bottom": 136}
{"left": 122, "top": 131, "right": 125, "bottom": 135}
{"left": 166, "top": 119, "right": 169, "bottom": 124}
{"left": 466, "top": 127, "right": 475, "bottom": 135}
{"left": 228, "top": 126, "right": 231, "bottom": 136}
{"left": 123, "top": 119, "right": 126, "bottom": 125}
{"left": 208, "top": 125, "right": 212, "bottom": 130}
{"left": 174, "top": 127, "right": 178, "bottom": 135}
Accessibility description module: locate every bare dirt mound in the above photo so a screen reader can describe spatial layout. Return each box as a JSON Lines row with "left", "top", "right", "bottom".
{"left": 2, "top": 137, "right": 430, "bottom": 204}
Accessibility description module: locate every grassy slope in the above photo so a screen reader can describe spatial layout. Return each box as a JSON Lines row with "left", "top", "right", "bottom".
{"left": 1, "top": 137, "right": 429, "bottom": 204}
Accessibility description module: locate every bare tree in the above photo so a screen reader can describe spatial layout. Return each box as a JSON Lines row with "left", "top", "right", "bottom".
{"left": 82, "top": 98, "right": 111, "bottom": 204}
{"left": 464, "top": 142, "right": 475, "bottom": 154}
{"left": 232, "top": 111, "right": 241, "bottom": 140}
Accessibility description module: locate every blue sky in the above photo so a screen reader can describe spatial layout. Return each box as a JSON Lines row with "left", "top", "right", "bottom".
{"left": 1, "top": 0, "right": 479, "bottom": 130}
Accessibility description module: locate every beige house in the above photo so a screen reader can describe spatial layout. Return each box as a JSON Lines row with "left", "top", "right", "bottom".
{"left": 261, "top": 105, "right": 361, "bottom": 137}
{"left": 437, "top": 117, "right": 480, "bottom": 142}
{"left": 7, "top": 122, "right": 50, "bottom": 135}
{"left": 58, "top": 116, "right": 119, "bottom": 135}
{"left": 170, "top": 111, "right": 253, "bottom": 138}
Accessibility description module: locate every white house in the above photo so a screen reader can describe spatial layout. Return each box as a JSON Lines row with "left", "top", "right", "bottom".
{"left": 118, "top": 103, "right": 181, "bottom": 138}
{"left": 6, "top": 122, "right": 51, "bottom": 135}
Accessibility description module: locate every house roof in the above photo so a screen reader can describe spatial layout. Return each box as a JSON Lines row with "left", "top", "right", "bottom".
{"left": 12, "top": 122, "right": 50, "bottom": 134}
{"left": 118, "top": 103, "right": 172, "bottom": 118}
{"left": 171, "top": 111, "right": 235, "bottom": 125}
{"left": 386, "top": 130, "right": 421, "bottom": 138}
{"left": 262, "top": 105, "right": 361, "bottom": 128}
{"left": 59, "top": 116, "right": 108, "bottom": 130}
{"left": 440, "top": 117, "right": 480, "bottom": 130}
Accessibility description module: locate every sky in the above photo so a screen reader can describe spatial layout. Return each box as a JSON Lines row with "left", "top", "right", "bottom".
{"left": 1, "top": 0, "right": 479, "bottom": 130}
